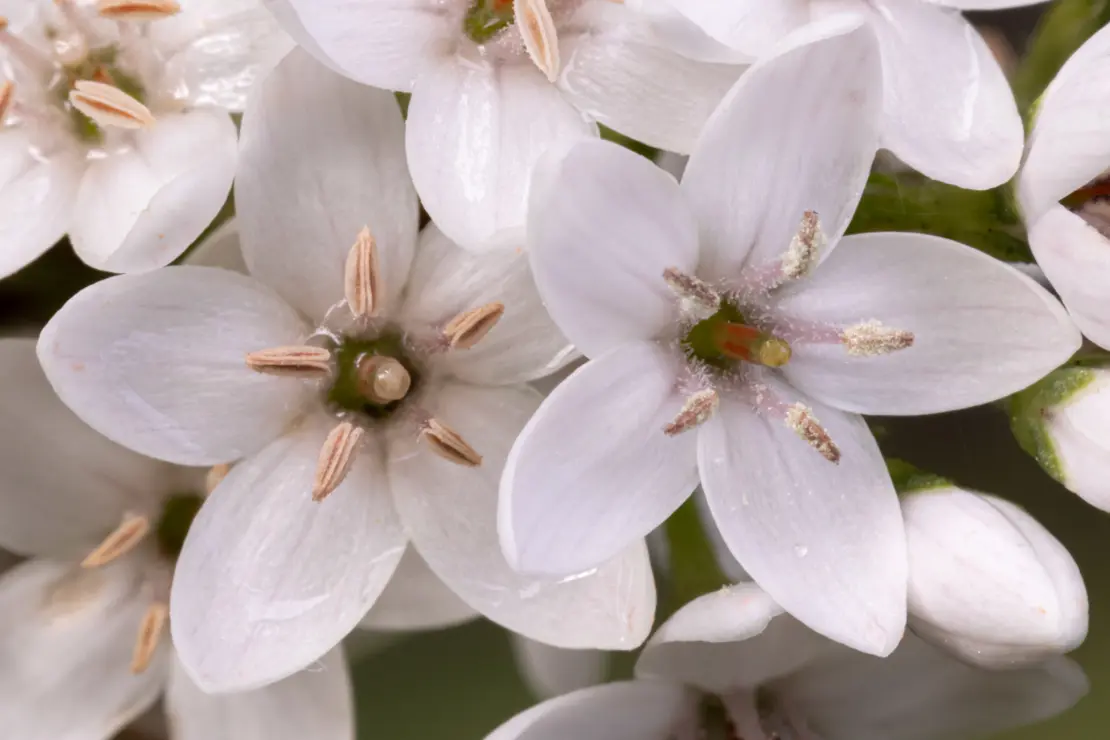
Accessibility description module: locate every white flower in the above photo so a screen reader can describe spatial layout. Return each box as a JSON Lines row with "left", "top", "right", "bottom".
{"left": 264, "top": 0, "right": 742, "bottom": 252}
{"left": 499, "top": 20, "right": 1080, "bottom": 657}
{"left": 0, "top": 0, "right": 290, "bottom": 277}
{"left": 488, "top": 583, "right": 1088, "bottom": 740}
{"left": 37, "top": 49, "right": 656, "bottom": 693}
{"left": 640, "top": 0, "right": 1028, "bottom": 190}
{"left": 0, "top": 337, "right": 353, "bottom": 740}
{"left": 901, "top": 482, "right": 1088, "bottom": 668}
{"left": 1011, "top": 365, "right": 1110, "bottom": 512}
{"left": 1019, "top": 22, "right": 1110, "bottom": 350}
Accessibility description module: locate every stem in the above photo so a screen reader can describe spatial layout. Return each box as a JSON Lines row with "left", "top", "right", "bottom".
{"left": 663, "top": 495, "right": 729, "bottom": 618}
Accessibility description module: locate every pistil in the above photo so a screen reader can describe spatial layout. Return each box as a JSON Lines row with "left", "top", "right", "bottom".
{"left": 713, "top": 322, "right": 792, "bottom": 368}
{"left": 463, "top": 0, "right": 516, "bottom": 43}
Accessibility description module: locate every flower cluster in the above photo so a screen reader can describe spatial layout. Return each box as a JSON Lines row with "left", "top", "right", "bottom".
{"left": 0, "top": 0, "right": 1107, "bottom": 738}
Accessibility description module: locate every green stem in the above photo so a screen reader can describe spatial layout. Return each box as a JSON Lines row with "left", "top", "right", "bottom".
{"left": 663, "top": 495, "right": 729, "bottom": 618}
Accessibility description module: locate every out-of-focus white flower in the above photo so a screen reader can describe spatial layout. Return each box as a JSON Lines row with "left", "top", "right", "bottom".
{"left": 1019, "top": 22, "right": 1110, "bottom": 350}
{"left": 0, "top": 0, "right": 290, "bottom": 277}
{"left": 639, "top": 0, "right": 1028, "bottom": 191}
{"left": 499, "top": 19, "right": 1078, "bottom": 657}
{"left": 1011, "top": 365, "right": 1110, "bottom": 512}
{"left": 510, "top": 636, "right": 608, "bottom": 699}
{"left": 0, "top": 337, "right": 354, "bottom": 740}
{"left": 488, "top": 583, "right": 1087, "bottom": 740}
{"left": 263, "top": 0, "right": 742, "bottom": 251}
{"left": 37, "top": 49, "right": 655, "bottom": 694}
{"left": 900, "top": 482, "right": 1088, "bottom": 668}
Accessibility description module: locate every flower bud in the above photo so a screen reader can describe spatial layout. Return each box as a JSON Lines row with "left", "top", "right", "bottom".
{"left": 1011, "top": 366, "right": 1110, "bottom": 512}
{"left": 901, "top": 482, "right": 1088, "bottom": 668}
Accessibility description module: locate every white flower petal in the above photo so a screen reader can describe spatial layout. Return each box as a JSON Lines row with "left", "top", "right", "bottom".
{"left": 0, "top": 130, "right": 82, "bottom": 279}
{"left": 237, "top": 48, "right": 418, "bottom": 322}
{"left": 777, "top": 232, "right": 1082, "bottom": 415}
{"left": 0, "top": 558, "right": 168, "bottom": 740}
{"left": 923, "top": 0, "right": 1046, "bottom": 7}
{"left": 397, "top": 224, "right": 577, "bottom": 386}
{"left": 867, "top": 0, "right": 1023, "bottom": 190}
{"left": 165, "top": 647, "right": 354, "bottom": 740}
{"left": 698, "top": 380, "right": 906, "bottom": 656}
{"left": 485, "top": 681, "right": 698, "bottom": 740}
{"left": 682, "top": 18, "right": 881, "bottom": 282}
{"left": 628, "top": 0, "right": 755, "bottom": 64}
{"left": 69, "top": 108, "right": 237, "bottom": 273}
{"left": 261, "top": 0, "right": 352, "bottom": 76}
{"left": 1048, "top": 370, "right": 1110, "bottom": 510}
{"left": 0, "top": 339, "right": 171, "bottom": 558}
{"left": 392, "top": 381, "right": 656, "bottom": 650}
{"left": 528, "top": 139, "right": 698, "bottom": 358}
{"left": 636, "top": 583, "right": 832, "bottom": 695}
{"left": 1026, "top": 206, "right": 1110, "bottom": 350}
{"left": 511, "top": 636, "right": 608, "bottom": 699}
{"left": 903, "top": 488, "right": 1088, "bottom": 667}
{"left": 1020, "top": 23, "right": 1110, "bottom": 221}
{"left": 406, "top": 58, "right": 597, "bottom": 252}
{"left": 150, "top": 0, "right": 294, "bottom": 112}
{"left": 783, "top": 634, "right": 1087, "bottom": 740}
{"left": 501, "top": 341, "right": 698, "bottom": 576}
{"left": 184, "top": 218, "right": 247, "bottom": 274}
{"left": 557, "top": 1, "right": 741, "bottom": 154}
{"left": 282, "top": 0, "right": 455, "bottom": 90}
{"left": 38, "top": 266, "right": 311, "bottom": 466}
{"left": 358, "top": 546, "right": 477, "bottom": 632}
{"left": 171, "top": 418, "right": 405, "bottom": 692}
{"left": 651, "top": 0, "right": 810, "bottom": 58}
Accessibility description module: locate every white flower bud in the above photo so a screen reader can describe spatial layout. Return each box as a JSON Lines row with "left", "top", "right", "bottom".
{"left": 902, "top": 486, "right": 1088, "bottom": 668}
{"left": 1012, "top": 366, "right": 1110, "bottom": 512}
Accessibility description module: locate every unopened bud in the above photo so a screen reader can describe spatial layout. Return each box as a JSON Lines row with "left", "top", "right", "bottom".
{"left": 902, "top": 484, "right": 1088, "bottom": 667}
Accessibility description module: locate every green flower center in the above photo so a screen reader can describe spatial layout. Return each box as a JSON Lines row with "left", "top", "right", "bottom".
{"left": 46, "top": 42, "right": 147, "bottom": 143}
{"left": 463, "top": 0, "right": 516, "bottom": 43}
{"left": 155, "top": 492, "right": 204, "bottom": 559}
{"left": 682, "top": 300, "right": 792, "bottom": 370}
{"left": 327, "top": 334, "right": 420, "bottom": 420}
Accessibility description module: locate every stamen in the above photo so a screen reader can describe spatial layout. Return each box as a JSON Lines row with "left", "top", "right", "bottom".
{"left": 444, "top": 302, "right": 505, "bottom": 350}
{"left": 514, "top": 0, "right": 560, "bottom": 82}
{"left": 356, "top": 355, "right": 411, "bottom": 403}
{"left": 840, "top": 319, "right": 914, "bottom": 356}
{"left": 664, "top": 266, "right": 720, "bottom": 322}
{"left": 0, "top": 19, "right": 56, "bottom": 76}
{"left": 421, "top": 418, "right": 482, "bottom": 467}
{"left": 344, "top": 226, "right": 380, "bottom": 319}
{"left": 0, "top": 80, "right": 13, "bottom": 120}
{"left": 245, "top": 345, "right": 331, "bottom": 378}
{"left": 81, "top": 513, "right": 151, "bottom": 568}
{"left": 784, "top": 403, "right": 840, "bottom": 463}
{"left": 205, "top": 463, "right": 230, "bottom": 494}
{"left": 781, "top": 210, "right": 824, "bottom": 281}
{"left": 715, "top": 323, "right": 792, "bottom": 367}
{"left": 68, "top": 80, "right": 155, "bottom": 129}
{"left": 313, "top": 421, "right": 364, "bottom": 501}
{"left": 97, "top": 0, "right": 182, "bottom": 21}
{"left": 663, "top": 389, "right": 719, "bottom": 436}
{"left": 130, "top": 600, "right": 167, "bottom": 674}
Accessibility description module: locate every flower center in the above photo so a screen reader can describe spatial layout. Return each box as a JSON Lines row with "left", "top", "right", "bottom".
{"left": 327, "top": 333, "right": 419, "bottom": 420}
{"left": 154, "top": 491, "right": 204, "bottom": 559}
{"left": 682, "top": 299, "right": 792, "bottom": 370}
{"left": 464, "top": 0, "right": 516, "bottom": 43}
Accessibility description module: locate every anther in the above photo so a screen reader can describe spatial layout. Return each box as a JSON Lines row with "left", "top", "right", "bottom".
{"left": 841, "top": 319, "right": 914, "bottom": 356}
{"left": 313, "top": 421, "right": 364, "bottom": 502}
{"left": 0, "top": 80, "right": 13, "bottom": 120}
{"left": 130, "top": 601, "right": 168, "bottom": 674}
{"left": 664, "top": 267, "right": 720, "bottom": 322}
{"left": 81, "top": 513, "right": 150, "bottom": 568}
{"left": 515, "top": 0, "right": 560, "bottom": 82}
{"left": 784, "top": 403, "right": 840, "bottom": 463}
{"left": 68, "top": 80, "right": 155, "bottom": 129}
{"left": 356, "top": 355, "right": 412, "bottom": 403}
{"left": 663, "top": 389, "right": 719, "bottom": 436}
{"left": 715, "top": 323, "right": 792, "bottom": 368}
{"left": 421, "top": 418, "right": 482, "bottom": 467}
{"left": 344, "top": 226, "right": 380, "bottom": 319}
{"left": 205, "top": 463, "right": 231, "bottom": 494}
{"left": 781, "top": 210, "right": 825, "bottom": 282}
{"left": 444, "top": 302, "right": 505, "bottom": 350}
{"left": 97, "top": 0, "right": 182, "bottom": 21}
{"left": 245, "top": 345, "right": 331, "bottom": 378}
